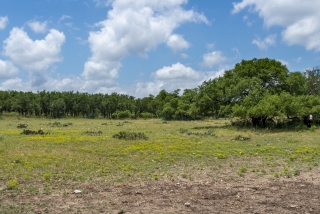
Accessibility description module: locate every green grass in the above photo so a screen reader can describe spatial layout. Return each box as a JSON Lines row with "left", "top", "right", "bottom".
{"left": 0, "top": 116, "right": 319, "bottom": 191}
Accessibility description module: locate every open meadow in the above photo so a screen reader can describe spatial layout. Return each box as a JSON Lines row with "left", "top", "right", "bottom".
{"left": 0, "top": 114, "right": 320, "bottom": 213}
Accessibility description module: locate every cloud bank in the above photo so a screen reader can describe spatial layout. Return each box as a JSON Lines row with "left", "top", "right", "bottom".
{"left": 83, "top": 0, "right": 209, "bottom": 91}
{"left": 233, "top": 0, "right": 320, "bottom": 51}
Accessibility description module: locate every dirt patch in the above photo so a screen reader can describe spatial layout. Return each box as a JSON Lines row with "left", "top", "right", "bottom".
{"left": 1, "top": 172, "right": 320, "bottom": 214}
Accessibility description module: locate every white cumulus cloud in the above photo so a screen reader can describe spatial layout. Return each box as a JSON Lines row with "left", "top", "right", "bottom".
{"left": 0, "top": 75, "right": 86, "bottom": 93}
{"left": 134, "top": 62, "right": 206, "bottom": 97}
{"left": 83, "top": 0, "right": 208, "bottom": 92}
{"left": 232, "top": 0, "right": 320, "bottom": 51}
{"left": 152, "top": 62, "right": 202, "bottom": 80}
{"left": 252, "top": 34, "right": 276, "bottom": 50}
{"left": 0, "top": 16, "right": 9, "bottom": 30}
{"left": 0, "top": 60, "right": 19, "bottom": 79}
{"left": 48, "top": 76, "right": 84, "bottom": 91}
{"left": 27, "top": 20, "right": 47, "bottom": 33}
{"left": 0, "top": 78, "right": 27, "bottom": 91}
{"left": 202, "top": 51, "right": 227, "bottom": 68}
{"left": 3, "top": 27, "right": 65, "bottom": 72}
{"left": 134, "top": 81, "right": 166, "bottom": 98}
{"left": 134, "top": 62, "right": 230, "bottom": 98}
{"left": 3, "top": 27, "right": 65, "bottom": 87}
{"left": 166, "top": 34, "right": 190, "bottom": 52}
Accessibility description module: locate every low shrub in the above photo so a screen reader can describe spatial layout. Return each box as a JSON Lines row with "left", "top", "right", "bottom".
{"left": 113, "top": 131, "right": 148, "bottom": 140}
{"left": 83, "top": 131, "right": 102, "bottom": 136}
{"left": 118, "top": 110, "right": 131, "bottom": 119}
{"left": 180, "top": 128, "right": 215, "bottom": 136}
{"left": 48, "top": 121, "right": 72, "bottom": 127}
{"left": 112, "top": 110, "right": 132, "bottom": 119}
{"left": 21, "top": 129, "right": 47, "bottom": 135}
{"left": 17, "top": 123, "right": 28, "bottom": 128}
{"left": 140, "top": 112, "right": 153, "bottom": 119}
{"left": 233, "top": 135, "right": 250, "bottom": 141}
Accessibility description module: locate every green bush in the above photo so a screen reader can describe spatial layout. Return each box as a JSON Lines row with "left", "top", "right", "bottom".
{"left": 118, "top": 110, "right": 131, "bottom": 119}
{"left": 140, "top": 112, "right": 153, "bottom": 119}
{"left": 17, "top": 123, "right": 28, "bottom": 128}
{"left": 113, "top": 131, "right": 148, "bottom": 140}
{"left": 112, "top": 110, "right": 132, "bottom": 119}
{"left": 21, "top": 129, "right": 47, "bottom": 135}
{"left": 83, "top": 131, "right": 102, "bottom": 136}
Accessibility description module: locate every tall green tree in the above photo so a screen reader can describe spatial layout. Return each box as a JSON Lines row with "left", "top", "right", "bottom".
{"left": 220, "top": 58, "right": 290, "bottom": 126}
{"left": 304, "top": 66, "right": 320, "bottom": 96}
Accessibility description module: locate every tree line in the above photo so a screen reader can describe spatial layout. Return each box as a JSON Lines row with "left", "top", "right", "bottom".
{"left": 1, "top": 58, "right": 320, "bottom": 127}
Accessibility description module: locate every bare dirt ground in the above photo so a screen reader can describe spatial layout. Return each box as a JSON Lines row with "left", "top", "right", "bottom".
{"left": 1, "top": 171, "right": 320, "bottom": 214}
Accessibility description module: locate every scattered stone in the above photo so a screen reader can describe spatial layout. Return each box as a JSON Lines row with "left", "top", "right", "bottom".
{"left": 184, "top": 202, "right": 191, "bottom": 207}
{"left": 0, "top": 185, "right": 6, "bottom": 191}
{"left": 290, "top": 204, "right": 297, "bottom": 208}
{"left": 74, "top": 190, "right": 82, "bottom": 194}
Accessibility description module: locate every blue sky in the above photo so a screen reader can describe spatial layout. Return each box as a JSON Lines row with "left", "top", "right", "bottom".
{"left": 0, "top": 0, "right": 320, "bottom": 97}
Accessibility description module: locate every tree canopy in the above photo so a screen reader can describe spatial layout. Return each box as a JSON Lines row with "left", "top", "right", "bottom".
{"left": 0, "top": 58, "right": 319, "bottom": 128}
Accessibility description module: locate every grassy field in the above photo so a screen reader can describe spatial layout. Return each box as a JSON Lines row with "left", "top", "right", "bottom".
{"left": 0, "top": 114, "right": 320, "bottom": 212}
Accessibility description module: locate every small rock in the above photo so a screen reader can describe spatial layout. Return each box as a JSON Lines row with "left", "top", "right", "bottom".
{"left": 290, "top": 204, "right": 297, "bottom": 208}
{"left": 0, "top": 185, "right": 6, "bottom": 191}
{"left": 184, "top": 202, "right": 191, "bottom": 207}
{"left": 74, "top": 190, "right": 82, "bottom": 194}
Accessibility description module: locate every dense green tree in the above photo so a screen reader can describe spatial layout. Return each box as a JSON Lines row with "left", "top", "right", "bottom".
{"left": 51, "top": 98, "right": 66, "bottom": 118}
{"left": 285, "top": 71, "right": 306, "bottom": 95}
{"left": 223, "top": 58, "right": 289, "bottom": 126}
{"left": 197, "top": 78, "right": 229, "bottom": 117}
{"left": 38, "top": 90, "right": 51, "bottom": 117}
{"left": 304, "top": 66, "right": 320, "bottom": 96}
